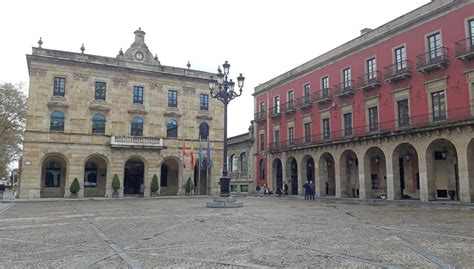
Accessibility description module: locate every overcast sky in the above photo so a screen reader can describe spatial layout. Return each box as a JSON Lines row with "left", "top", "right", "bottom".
{"left": 0, "top": 0, "right": 430, "bottom": 137}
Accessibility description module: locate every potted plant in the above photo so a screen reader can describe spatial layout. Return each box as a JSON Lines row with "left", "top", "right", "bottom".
{"left": 150, "top": 174, "right": 159, "bottom": 197}
{"left": 111, "top": 174, "right": 120, "bottom": 198}
{"left": 183, "top": 177, "right": 193, "bottom": 196}
{"left": 70, "top": 177, "right": 80, "bottom": 198}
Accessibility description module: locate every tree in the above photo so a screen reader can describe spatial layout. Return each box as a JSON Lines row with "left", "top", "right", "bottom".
{"left": 184, "top": 177, "right": 193, "bottom": 194}
{"left": 0, "top": 82, "right": 27, "bottom": 177}
{"left": 150, "top": 174, "right": 159, "bottom": 193}
{"left": 70, "top": 178, "right": 80, "bottom": 194}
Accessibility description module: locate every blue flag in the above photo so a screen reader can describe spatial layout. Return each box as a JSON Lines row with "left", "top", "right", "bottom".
{"left": 206, "top": 139, "right": 211, "bottom": 169}
{"left": 198, "top": 138, "right": 203, "bottom": 168}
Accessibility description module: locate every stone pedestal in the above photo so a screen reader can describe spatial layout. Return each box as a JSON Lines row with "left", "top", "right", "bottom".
{"left": 207, "top": 196, "right": 243, "bottom": 208}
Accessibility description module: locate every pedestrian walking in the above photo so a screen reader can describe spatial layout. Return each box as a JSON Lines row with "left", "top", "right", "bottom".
{"left": 256, "top": 184, "right": 261, "bottom": 196}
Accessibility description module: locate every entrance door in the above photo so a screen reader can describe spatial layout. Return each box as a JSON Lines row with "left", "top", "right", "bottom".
{"left": 276, "top": 160, "right": 283, "bottom": 192}
{"left": 124, "top": 159, "right": 144, "bottom": 195}
{"left": 290, "top": 159, "right": 298, "bottom": 195}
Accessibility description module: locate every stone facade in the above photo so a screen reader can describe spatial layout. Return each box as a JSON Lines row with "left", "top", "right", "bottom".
{"left": 227, "top": 124, "right": 255, "bottom": 194}
{"left": 19, "top": 29, "right": 224, "bottom": 199}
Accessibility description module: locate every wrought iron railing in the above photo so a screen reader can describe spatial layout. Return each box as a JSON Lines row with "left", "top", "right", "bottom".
{"left": 314, "top": 89, "right": 332, "bottom": 103}
{"left": 416, "top": 47, "right": 449, "bottom": 70}
{"left": 297, "top": 95, "right": 312, "bottom": 108}
{"left": 384, "top": 60, "right": 413, "bottom": 82}
{"left": 267, "top": 105, "right": 473, "bottom": 152}
{"left": 111, "top": 136, "right": 163, "bottom": 148}
{"left": 282, "top": 100, "right": 296, "bottom": 113}
{"left": 268, "top": 106, "right": 281, "bottom": 118}
{"left": 254, "top": 111, "right": 266, "bottom": 122}
{"left": 333, "top": 80, "right": 355, "bottom": 97}
{"left": 455, "top": 37, "right": 474, "bottom": 59}
{"left": 357, "top": 71, "right": 382, "bottom": 90}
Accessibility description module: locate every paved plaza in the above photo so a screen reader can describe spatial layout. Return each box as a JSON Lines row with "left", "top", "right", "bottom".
{"left": 1, "top": 196, "right": 474, "bottom": 268}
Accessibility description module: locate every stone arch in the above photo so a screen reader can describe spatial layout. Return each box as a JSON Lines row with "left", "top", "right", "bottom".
{"left": 124, "top": 156, "right": 147, "bottom": 195}
{"left": 40, "top": 153, "right": 68, "bottom": 198}
{"left": 392, "top": 143, "right": 420, "bottom": 200}
{"left": 83, "top": 154, "right": 109, "bottom": 197}
{"left": 273, "top": 158, "right": 283, "bottom": 194}
{"left": 286, "top": 156, "right": 298, "bottom": 195}
{"left": 426, "top": 138, "right": 459, "bottom": 200}
{"left": 318, "top": 152, "right": 335, "bottom": 196}
{"left": 339, "top": 150, "right": 359, "bottom": 198}
{"left": 300, "top": 154, "right": 315, "bottom": 185}
{"left": 363, "top": 147, "right": 387, "bottom": 199}
{"left": 160, "top": 156, "right": 181, "bottom": 196}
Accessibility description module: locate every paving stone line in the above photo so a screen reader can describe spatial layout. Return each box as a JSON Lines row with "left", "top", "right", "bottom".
{"left": 376, "top": 225, "right": 474, "bottom": 241}
{"left": 0, "top": 203, "right": 14, "bottom": 214}
{"left": 76, "top": 253, "right": 115, "bottom": 269}
{"left": 65, "top": 202, "right": 142, "bottom": 269}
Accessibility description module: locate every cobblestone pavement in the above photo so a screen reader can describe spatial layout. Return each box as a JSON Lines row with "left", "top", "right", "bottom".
{"left": 1, "top": 197, "right": 474, "bottom": 268}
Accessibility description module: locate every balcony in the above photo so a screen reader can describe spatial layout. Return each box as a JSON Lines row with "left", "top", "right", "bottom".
{"left": 297, "top": 95, "right": 312, "bottom": 110}
{"left": 269, "top": 142, "right": 281, "bottom": 152}
{"left": 282, "top": 100, "right": 296, "bottom": 114}
{"left": 416, "top": 47, "right": 449, "bottom": 73}
{"left": 333, "top": 80, "right": 355, "bottom": 98}
{"left": 384, "top": 60, "right": 413, "bottom": 83}
{"left": 269, "top": 106, "right": 281, "bottom": 119}
{"left": 254, "top": 111, "right": 266, "bottom": 123}
{"left": 314, "top": 89, "right": 332, "bottom": 104}
{"left": 111, "top": 136, "right": 163, "bottom": 149}
{"left": 455, "top": 37, "right": 474, "bottom": 61}
{"left": 357, "top": 71, "right": 382, "bottom": 91}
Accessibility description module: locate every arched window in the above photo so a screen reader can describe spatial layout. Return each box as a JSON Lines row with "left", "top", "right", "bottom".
{"left": 199, "top": 122, "right": 209, "bottom": 140}
{"left": 259, "top": 159, "right": 265, "bottom": 180}
{"left": 131, "top": 117, "right": 143, "bottom": 136}
{"left": 232, "top": 155, "right": 239, "bottom": 173}
{"left": 50, "top": 111, "right": 65, "bottom": 132}
{"left": 240, "top": 152, "right": 248, "bottom": 172}
{"left": 167, "top": 119, "right": 178, "bottom": 138}
{"left": 84, "top": 162, "right": 97, "bottom": 187}
{"left": 92, "top": 114, "right": 106, "bottom": 134}
{"left": 45, "top": 161, "right": 61, "bottom": 187}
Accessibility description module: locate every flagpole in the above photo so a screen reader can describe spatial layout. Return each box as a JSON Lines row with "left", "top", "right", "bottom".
{"left": 198, "top": 137, "right": 201, "bottom": 196}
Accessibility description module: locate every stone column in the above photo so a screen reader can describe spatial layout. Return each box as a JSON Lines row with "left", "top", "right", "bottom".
{"left": 358, "top": 156, "right": 369, "bottom": 199}
{"left": 335, "top": 157, "right": 343, "bottom": 198}
{"left": 418, "top": 149, "right": 435, "bottom": 201}
{"left": 386, "top": 152, "right": 398, "bottom": 200}
{"left": 457, "top": 147, "right": 472, "bottom": 202}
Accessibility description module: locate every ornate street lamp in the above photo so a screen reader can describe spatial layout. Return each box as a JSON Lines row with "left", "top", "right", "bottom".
{"left": 207, "top": 61, "right": 244, "bottom": 208}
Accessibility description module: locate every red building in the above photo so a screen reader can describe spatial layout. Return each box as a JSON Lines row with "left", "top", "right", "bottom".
{"left": 253, "top": 0, "right": 474, "bottom": 202}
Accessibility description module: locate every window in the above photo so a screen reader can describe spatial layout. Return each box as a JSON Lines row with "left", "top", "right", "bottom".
{"left": 288, "top": 127, "right": 294, "bottom": 145}
{"left": 260, "top": 133, "right": 265, "bottom": 151}
{"left": 304, "top": 122, "right": 311, "bottom": 143}
{"left": 168, "top": 90, "right": 177, "bottom": 107}
{"left": 53, "top": 77, "right": 66, "bottom": 97}
{"left": 199, "top": 122, "right": 209, "bottom": 140}
{"left": 395, "top": 46, "right": 407, "bottom": 71}
{"left": 133, "top": 86, "right": 143, "bottom": 104}
{"left": 322, "top": 77, "right": 329, "bottom": 97}
{"left": 92, "top": 114, "right": 105, "bottom": 134}
{"left": 50, "top": 111, "right": 65, "bottom": 132}
{"left": 432, "top": 91, "right": 446, "bottom": 122}
{"left": 427, "top": 32, "right": 441, "bottom": 60}
{"left": 397, "top": 99, "right": 410, "bottom": 128}
{"left": 45, "top": 161, "right": 61, "bottom": 187}
{"left": 367, "top": 58, "right": 376, "bottom": 80}
{"left": 84, "top": 162, "right": 97, "bottom": 188}
{"left": 131, "top": 117, "right": 143, "bottom": 136}
{"left": 231, "top": 154, "right": 238, "bottom": 173}
{"left": 343, "top": 68, "right": 351, "bottom": 89}
{"left": 166, "top": 119, "right": 178, "bottom": 138}
{"left": 274, "top": 96, "right": 280, "bottom": 114}
{"left": 303, "top": 84, "right": 311, "bottom": 103}
{"left": 95, "top": 81, "right": 106, "bottom": 101}
{"left": 200, "top": 94, "right": 208, "bottom": 111}
{"left": 344, "top": 113, "right": 352, "bottom": 136}
{"left": 240, "top": 185, "right": 248, "bottom": 193}
{"left": 240, "top": 152, "right": 248, "bottom": 172}
{"left": 274, "top": 130, "right": 280, "bottom": 147}
{"left": 259, "top": 159, "right": 265, "bottom": 180}
{"left": 323, "top": 118, "right": 330, "bottom": 140}
{"left": 470, "top": 19, "right": 474, "bottom": 46}
{"left": 287, "top": 90, "right": 294, "bottom": 110}
{"left": 368, "top": 107, "right": 379, "bottom": 132}
{"left": 259, "top": 102, "right": 265, "bottom": 113}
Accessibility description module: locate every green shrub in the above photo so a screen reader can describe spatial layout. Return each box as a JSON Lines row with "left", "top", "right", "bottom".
{"left": 112, "top": 174, "right": 120, "bottom": 190}
{"left": 184, "top": 177, "right": 193, "bottom": 193}
{"left": 70, "top": 178, "right": 80, "bottom": 194}
{"left": 151, "top": 174, "right": 159, "bottom": 193}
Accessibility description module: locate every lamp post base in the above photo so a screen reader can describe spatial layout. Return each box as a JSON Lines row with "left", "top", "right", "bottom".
{"left": 207, "top": 196, "right": 243, "bottom": 208}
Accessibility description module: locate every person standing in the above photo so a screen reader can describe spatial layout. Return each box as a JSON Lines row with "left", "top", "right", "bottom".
{"left": 303, "top": 180, "right": 310, "bottom": 200}
{"left": 309, "top": 180, "right": 315, "bottom": 200}
{"left": 256, "top": 184, "right": 261, "bottom": 197}
{"left": 283, "top": 182, "right": 289, "bottom": 196}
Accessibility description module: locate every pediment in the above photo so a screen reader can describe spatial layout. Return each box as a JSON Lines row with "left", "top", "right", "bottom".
{"left": 118, "top": 28, "right": 160, "bottom": 66}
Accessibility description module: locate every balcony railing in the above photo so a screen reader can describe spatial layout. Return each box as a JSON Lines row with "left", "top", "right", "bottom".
{"left": 254, "top": 111, "right": 266, "bottom": 122}
{"left": 455, "top": 37, "right": 474, "bottom": 61}
{"left": 282, "top": 100, "right": 296, "bottom": 114}
{"left": 111, "top": 136, "right": 164, "bottom": 148}
{"left": 297, "top": 95, "right": 312, "bottom": 109}
{"left": 384, "top": 60, "right": 413, "bottom": 83}
{"left": 416, "top": 47, "right": 449, "bottom": 72}
{"left": 357, "top": 71, "right": 382, "bottom": 91}
{"left": 333, "top": 80, "right": 355, "bottom": 97}
{"left": 314, "top": 89, "right": 332, "bottom": 104}
{"left": 267, "top": 105, "right": 473, "bottom": 152}
{"left": 269, "top": 106, "right": 281, "bottom": 118}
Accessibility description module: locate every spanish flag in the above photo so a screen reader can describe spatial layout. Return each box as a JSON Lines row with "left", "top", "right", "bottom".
{"left": 190, "top": 142, "right": 195, "bottom": 169}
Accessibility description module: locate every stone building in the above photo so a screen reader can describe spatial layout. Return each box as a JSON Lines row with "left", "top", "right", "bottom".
{"left": 18, "top": 29, "right": 224, "bottom": 199}
{"left": 228, "top": 124, "right": 255, "bottom": 194}
{"left": 253, "top": 0, "right": 474, "bottom": 202}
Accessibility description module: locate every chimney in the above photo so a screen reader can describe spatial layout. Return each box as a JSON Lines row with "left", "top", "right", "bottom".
{"left": 360, "top": 28, "right": 373, "bottom": 36}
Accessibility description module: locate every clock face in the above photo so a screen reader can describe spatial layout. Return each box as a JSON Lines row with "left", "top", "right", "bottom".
{"left": 135, "top": 51, "right": 144, "bottom": 61}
